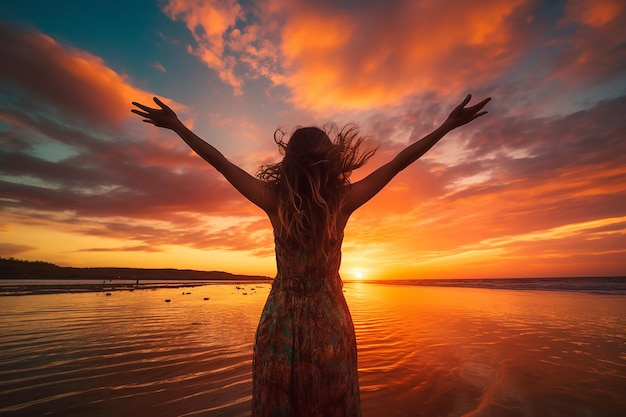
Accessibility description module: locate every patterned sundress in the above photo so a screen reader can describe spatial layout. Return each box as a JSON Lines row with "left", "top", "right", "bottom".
{"left": 252, "top": 232, "right": 360, "bottom": 417}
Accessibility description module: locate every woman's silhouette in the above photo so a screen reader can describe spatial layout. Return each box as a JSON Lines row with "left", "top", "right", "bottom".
{"left": 132, "top": 94, "right": 490, "bottom": 417}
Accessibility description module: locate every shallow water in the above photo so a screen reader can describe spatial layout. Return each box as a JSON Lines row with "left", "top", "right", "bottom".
{"left": 0, "top": 282, "right": 624, "bottom": 416}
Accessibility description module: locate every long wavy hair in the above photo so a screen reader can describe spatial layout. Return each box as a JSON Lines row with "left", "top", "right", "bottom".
{"left": 257, "top": 124, "right": 375, "bottom": 257}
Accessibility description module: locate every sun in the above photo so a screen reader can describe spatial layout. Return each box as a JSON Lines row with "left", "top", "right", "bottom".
{"left": 352, "top": 269, "right": 366, "bottom": 280}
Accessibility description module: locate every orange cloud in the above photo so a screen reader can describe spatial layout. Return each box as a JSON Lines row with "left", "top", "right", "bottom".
{"left": 564, "top": 0, "right": 623, "bottom": 28}
{"left": 551, "top": 0, "right": 626, "bottom": 84}
{"left": 0, "top": 23, "right": 179, "bottom": 127}
{"left": 162, "top": 0, "right": 529, "bottom": 111}
{"left": 163, "top": 0, "right": 260, "bottom": 94}
{"left": 280, "top": 0, "right": 527, "bottom": 111}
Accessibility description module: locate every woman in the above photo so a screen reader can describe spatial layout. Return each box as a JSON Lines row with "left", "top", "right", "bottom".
{"left": 131, "top": 94, "right": 490, "bottom": 416}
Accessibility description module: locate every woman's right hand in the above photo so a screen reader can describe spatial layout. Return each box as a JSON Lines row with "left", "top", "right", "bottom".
{"left": 131, "top": 97, "right": 182, "bottom": 130}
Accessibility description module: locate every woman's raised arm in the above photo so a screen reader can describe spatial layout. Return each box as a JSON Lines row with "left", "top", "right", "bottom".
{"left": 132, "top": 97, "right": 275, "bottom": 213}
{"left": 343, "top": 94, "right": 490, "bottom": 214}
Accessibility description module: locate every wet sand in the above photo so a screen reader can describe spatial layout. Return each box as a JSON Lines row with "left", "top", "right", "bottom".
{"left": 0, "top": 279, "right": 271, "bottom": 296}
{"left": 0, "top": 282, "right": 624, "bottom": 416}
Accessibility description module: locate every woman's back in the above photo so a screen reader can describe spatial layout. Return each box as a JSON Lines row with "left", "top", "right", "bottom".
{"left": 272, "top": 230, "right": 344, "bottom": 293}
{"left": 253, "top": 229, "right": 360, "bottom": 417}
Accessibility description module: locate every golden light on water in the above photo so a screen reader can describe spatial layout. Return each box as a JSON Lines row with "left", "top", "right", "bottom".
{"left": 1, "top": 281, "right": 625, "bottom": 415}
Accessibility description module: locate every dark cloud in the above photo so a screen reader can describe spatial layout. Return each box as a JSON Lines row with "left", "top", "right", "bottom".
{"left": 0, "top": 243, "right": 36, "bottom": 257}
{"left": 552, "top": 0, "right": 626, "bottom": 84}
{"left": 468, "top": 95, "right": 626, "bottom": 177}
{"left": 76, "top": 245, "right": 162, "bottom": 253}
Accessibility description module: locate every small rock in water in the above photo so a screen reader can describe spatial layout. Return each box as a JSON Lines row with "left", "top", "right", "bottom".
{"left": 203, "top": 297, "right": 210, "bottom": 300}
{"left": 165, "top": 299, "right": 171, "bottom": 302}
{"left": 105, "top": 293, "right": 112, "bottom": 296}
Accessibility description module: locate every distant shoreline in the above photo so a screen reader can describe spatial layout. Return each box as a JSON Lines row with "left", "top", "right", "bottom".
{"left": 0, "top": 276, "right": 272, "bottom": 281}
{"left": 0, "top": 257, "right": 271, "bottom": 282}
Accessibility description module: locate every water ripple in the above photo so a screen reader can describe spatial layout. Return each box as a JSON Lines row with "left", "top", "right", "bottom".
{"left": 1, "top": 283, "right": 625, "bottom": 416}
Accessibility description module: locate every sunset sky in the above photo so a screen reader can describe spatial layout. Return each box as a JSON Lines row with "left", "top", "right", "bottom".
{"left": 1, "top": 0, "right": 625, "bottom": 280}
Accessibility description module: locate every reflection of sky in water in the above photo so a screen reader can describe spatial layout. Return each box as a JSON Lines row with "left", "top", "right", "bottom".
{"left": 0, "top": 283, "right": 624, "bottom": 417}
{"left": 348, "top": 283, "right": 626, "bottom": 417}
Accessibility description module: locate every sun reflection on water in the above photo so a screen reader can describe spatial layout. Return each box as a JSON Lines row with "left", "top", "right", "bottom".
{"left": 343, "top": 283, "right": 626, "bottom": 417}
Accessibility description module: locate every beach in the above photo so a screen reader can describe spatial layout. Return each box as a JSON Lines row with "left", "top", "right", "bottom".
{"left": 0, "top": 279, "right": 624, "bottom": 416}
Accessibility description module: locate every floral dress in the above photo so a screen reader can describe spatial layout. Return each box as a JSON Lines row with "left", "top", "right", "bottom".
{"left": 252, "top": 233, "right": 360, "bottom": 417}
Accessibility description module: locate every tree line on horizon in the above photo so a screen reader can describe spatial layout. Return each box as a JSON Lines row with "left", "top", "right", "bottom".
{"left": 0, "top": 257, "right": 270, "bottom": 281}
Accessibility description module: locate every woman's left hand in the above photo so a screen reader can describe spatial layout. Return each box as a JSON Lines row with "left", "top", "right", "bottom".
{"left": 443, "top": 94, "right": 491, "bottom": 131}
